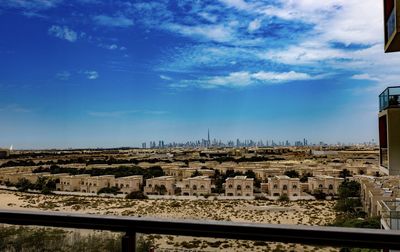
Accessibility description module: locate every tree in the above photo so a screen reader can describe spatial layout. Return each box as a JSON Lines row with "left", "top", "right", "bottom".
{"left": 278, "top": 194, "right": 290, "bottom": 202}
{"left": 97, "top": 186, "right": 121, "bottom": 195}
{"left": 335, "top": 180, "right": 362, "bottom": 213}
{"left": 126, "top": 191, "right": 147, "bottom": 200}
{"left": 313, "top": 190, "right": 326, "bottom": 200}
{"left": 339, "top": 169, "right": 352, "bottom": 178}
{"left": 284, "top": 170, "right": 300, "bottom": 178}
{"left": 300, "top": 172, "right": 312, "bottom": 183}
{"left": 191, "top": 170, "right": 202, "bottom": 177}
{"left": 244, "top": 170, "right": 256, "bottom": 179}
{"left": 15, "top": 178, "right": 33, "bottom": 192}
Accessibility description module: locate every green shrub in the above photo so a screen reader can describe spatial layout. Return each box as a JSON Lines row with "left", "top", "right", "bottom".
{"left": 126, "top": 191, "right": 148, "bottom": 200}
{"left": 278, "top": 194, "right": 289, "bottom": 202}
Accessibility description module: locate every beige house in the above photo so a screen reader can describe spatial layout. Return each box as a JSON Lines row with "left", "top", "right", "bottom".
{"left": 181, "top": 176, "right": 211, "bottom": 196}
{"left": 254, "top": 168, "right": 282, "bottom": 181}
{"left": 166, "top": 167, "right": 197, "bottom": 181}
{"left": 144, "top": 176, "right": 176, "bottom": 195}
{"left": 225, "top": 176, "right": 254, "bottom": 196}
{"left": 308, "top": 175, "right": 344, "bottom": 195}
{"left": 80, "top": 175, "right": 115, "bottom": 193}
{"left": 115, "top": 175, "right": 143, "bottom": 194}
{"left": 267, "top": 175, "right": 300, "bottom": 197}
{"left": 58, "top": 174, "right": 90, "bottom": 192}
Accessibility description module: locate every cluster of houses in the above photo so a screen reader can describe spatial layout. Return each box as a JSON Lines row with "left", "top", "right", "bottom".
{"left": 0, "top": 166, "right": 345, "bottom": 198}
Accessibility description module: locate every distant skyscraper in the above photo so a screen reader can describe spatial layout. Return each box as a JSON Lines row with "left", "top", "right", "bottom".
{"left": 207, "top": 129, "right": 210, "bottom": 147}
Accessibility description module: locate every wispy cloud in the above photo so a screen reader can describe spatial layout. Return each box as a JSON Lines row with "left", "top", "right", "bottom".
{"left": 165, "top": 23, "right": 233, "bottom": 43}
{"left": 0, "top": 104, "right": 31, "bottom": 113}
{"left": 160, "top": 75, "right": 172, "bottom": 81}
{"left": 93, "top": 15, "right": 133, "bottom": 28}
{"left": 98, "top": 43, "right": 126, "bottom": 51}
{"left": 56, "top": 71, "right": 71, "bottom": 80}
{"left": 84, "top": 70, "right": 99, "bottom": 80}
{"left": 247, "top": 19, "right": 262, "bottom": 32}
{"left": 351, "top": 74, "right": 379, "bottom": 81}
{"left": 88, "top": 109, "right": 168, "bottom": 117}
{"left": 1, "top": 0, "right": 62, "bottom": 10}
{"left": 48, "top": 25, "right": 77, "bottom": 42}
{"left": 172, "top": 71, "right": 316, "bottom": 89}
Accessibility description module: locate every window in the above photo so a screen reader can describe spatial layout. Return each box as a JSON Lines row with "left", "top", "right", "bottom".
{"left": 246, "top": 185, "right": 251, "bottom": 189}
{"left": 185, "top": 184, "right": 189, "bottom": 188}
{"left": 193, "top": 185, "right": 197, "bottom": 190}
{"left": 319, "top": 184, "right": 323, "bottom": 188}
{"left": 283, "top": 185, "right": 288, "bottom": 190}
{"left": 292, "top": 184, "right": 297, "bottom": 189}
{"left": 228, "top": 184, "right": 233, "bottom": 188}
{"left": 200, "top": 185, "right": 205, "bottom": 189}
{"left": 328, "top": 184, "right": 334, "bottom": 190}
{"left": 237, "top": 185, "right": 242, "bottom": 190}
{"left": 273, "top": 184, "right": 278, "bottom": 189}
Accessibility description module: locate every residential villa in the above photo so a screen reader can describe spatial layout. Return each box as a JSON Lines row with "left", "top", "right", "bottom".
{"left": 144, "top": 176, "right": 176, "bottom": 195}
{"left": 267, "top": 175, "right": 301, "bottom": 197}
{"left": 181, "top": 176, "right": 211, "bottom": 196}
{"left": 224, "top": 176, "right": 254, "bottom": 196}
{"left": 115, "top": 175, "right": 143, "bottom": 194}
{"left": 308, "top": 175, "right": 344, "bottom": 195}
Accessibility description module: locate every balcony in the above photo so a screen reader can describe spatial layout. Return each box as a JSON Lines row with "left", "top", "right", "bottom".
{"left": 379, "top": 86, "right": 400, "bottom": 111}
{"left": 1, "top": 210, "right": 400, "bottom": 251}
{"left": 381, "top": 200, "right": 400, "bottom": 230}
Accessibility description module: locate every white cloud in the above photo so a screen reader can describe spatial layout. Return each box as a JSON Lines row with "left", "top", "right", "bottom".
{"left": 48, "top": 25, "right": 77, "bottom": 42}
{"left": 252, "top": 71, "right": 312, "bottom": 82}
{"left": 2, "top": 0, "right": 61, "bottom": 10}
{"left": 198, "top": 12, "right": 218, "bottom": 23}
{"left": 207, "top": 72, "right": 252, "bottom": 87}
{"left": 219, "top": 0, "right": 253, "bottom": 11}
{"left": 84, "top": 71, "right": 99, "bottom": 80}
{"left": 56, "top": 71, "right": 71, "bottom": 80}
{"left": 160, "top": 75, "right": 172, "bottom": 81}
{"left": 173, "top": 70, "right": 315, "bottom": 89}
{"left": 260, "top": 40, "right": 350, "bottom": 65}
{"left": 248, "top": 19, "right": 261, "bottom": 32}
{"left": 351, "top": 74, "right": 378, "bottom": 81}
{"left": 93, "top": 15, "right": 133, "bottom": 28}
{"left": 165, "top": 23, "right": 233, "bottom": 43}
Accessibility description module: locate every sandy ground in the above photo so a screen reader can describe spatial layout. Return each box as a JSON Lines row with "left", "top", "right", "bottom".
{"left": 0, "top": 190, "right": 339, "bottom": 251}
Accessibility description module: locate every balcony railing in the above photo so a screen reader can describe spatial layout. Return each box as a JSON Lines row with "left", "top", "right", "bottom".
{"left": 382, "top": 200, "right": 400, "bottom": 230}
{"left": 379, "top": 86, "right": 400, "bottom": 111}
{"left": 381, "top": 147, "right": 389, "bottom": 168}
{"left": 0, "top": 210, "right": 400, "bottom": 251}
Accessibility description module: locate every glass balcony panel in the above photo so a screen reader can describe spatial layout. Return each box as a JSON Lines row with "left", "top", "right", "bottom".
{"left": 379, "top": 87, "right": 400, "bottom": 111}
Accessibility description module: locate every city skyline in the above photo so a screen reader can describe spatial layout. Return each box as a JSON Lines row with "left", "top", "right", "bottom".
{"left": 0, "top": 1, "right": 397, "bottom": 149}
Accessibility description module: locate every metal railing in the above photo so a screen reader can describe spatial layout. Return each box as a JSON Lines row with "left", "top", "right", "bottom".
{"left": 0, "top": 210, "right": 400, "bottom": 251}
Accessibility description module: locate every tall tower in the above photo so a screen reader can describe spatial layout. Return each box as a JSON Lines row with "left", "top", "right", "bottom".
{"left": 207, "top": 129, "right": 210, "bottom": 147}
{"left": 379, "top": 86, "right": 400, "bottom": 175}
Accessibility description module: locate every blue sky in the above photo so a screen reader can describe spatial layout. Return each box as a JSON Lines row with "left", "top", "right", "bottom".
{"left": 0, "top": 0, "right": 396, "bottom": 149}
